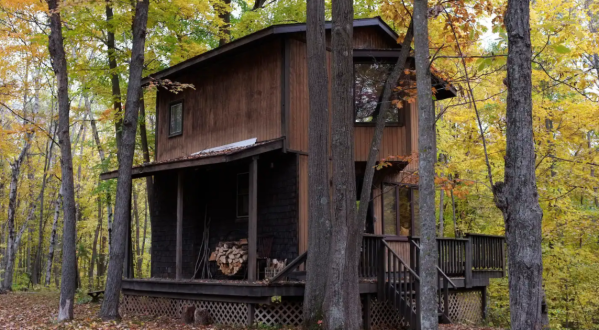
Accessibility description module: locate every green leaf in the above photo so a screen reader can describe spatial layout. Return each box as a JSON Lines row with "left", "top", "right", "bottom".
{"left": 553, "top": 45, "right": 571, "bottom": 54}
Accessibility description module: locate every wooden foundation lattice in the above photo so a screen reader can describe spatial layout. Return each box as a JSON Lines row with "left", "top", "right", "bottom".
{"left": 440, "top": 290, "right": 483, "bottom": 325}
{"left": 255, "top": 301, "right": 303, "bottom": 326}
{"left": 120, "top": 295, "right": 248, "bottom": 325}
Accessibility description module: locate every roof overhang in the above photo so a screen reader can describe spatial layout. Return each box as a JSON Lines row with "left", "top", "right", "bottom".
{"left": 99, "top": 138, "right": 284, "bottom": 180}
{"left": 142, "top": 17, "right": 398, "bottom": 86}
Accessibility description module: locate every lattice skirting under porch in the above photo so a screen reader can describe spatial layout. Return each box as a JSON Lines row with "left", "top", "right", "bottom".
{"left": 120, "top": 290, "right": 482, "bottom": 328}
{"left": 369, "top": 289, "right": 483, "bottom": 329}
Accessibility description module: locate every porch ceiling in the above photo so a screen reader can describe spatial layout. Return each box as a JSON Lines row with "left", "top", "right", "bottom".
{"left": 99, "top": 138, "right": 284, "bottom": 180}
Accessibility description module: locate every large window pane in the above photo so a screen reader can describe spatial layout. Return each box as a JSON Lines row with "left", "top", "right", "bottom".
{"left": 382, "top": 183, "right": 397, "bottom": 235}
{"left": 354, "top": 63, "right": 399, "bottom": 123}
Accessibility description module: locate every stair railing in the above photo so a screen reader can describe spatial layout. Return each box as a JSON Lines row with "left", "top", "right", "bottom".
{"left": 379, "top": 240, "right": 421, "bottom": 329}
{"left": 410, "top": 239, "right": 456, "bottom": 323}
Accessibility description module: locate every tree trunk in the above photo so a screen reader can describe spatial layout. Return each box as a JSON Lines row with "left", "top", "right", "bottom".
{"left": 137, "top": 192, "right": 148, "bottom": 276}
{"left": 355, "top": 21, "right": 413, "bottom": 229}
{"left": 138, "top": 93, "right": 155, "bottom": 230}
{"left": 132, "top": 185, "right": 141, "bottom": 272}
{"left": 217, "top": 0, "right": 231, "bottom": 46}
{"left": 414, "top": 0, "right": 439, "bottom": 326}
{"left": 323, "top": 0, "right": 360, "bottom": 328}
{"left": 493, "top": 0, "right": 544, "bottom": 328}
{"left": 46, "top": 0, "right": 78, "bottom": 320}
{"left": 438, "top": 190, "right": 445, "bottom": 237}
{"left": 100, "top": 0, "right": 150, "bottom": 319}
{"left": 450, "top": 188, "right": 458, "bottom": 237}
{"left": 1, "top": 129, "right": 33, "bottom": 290}
{"left": 46, "top": 189, "right": 62, "bottom": 286}
{"left": 302, "top": 0, "right": 331, "bottom": 326}
{"left": 89, "top": 198, "right": 102, "bottom": 289}
{"left": 105, "top": 1, "right": 123, "bottom": 155}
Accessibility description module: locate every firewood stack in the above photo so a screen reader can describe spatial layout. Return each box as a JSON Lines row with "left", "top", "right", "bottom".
{"left": 210, "top": 239, "right": 248, "bottom": 276}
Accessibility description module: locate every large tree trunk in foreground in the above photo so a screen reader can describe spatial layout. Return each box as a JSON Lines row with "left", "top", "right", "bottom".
{"left": 414, "top": 0, "right": 439, "bottom": 326}
{"left": 45, "top": 189, "right": 62, "bottom": 286}
{"left": 302, "top": 0, "right": 331, "bottom": 326}
{"left": 323, "top": 1, "right": 360, "bottom": 328}
{"left": 100, "top": 0, "right": 150, "bottom": 319}
{"left": 47, "top": 0, "right": 78, "bottom": 320}
{"left": 493, "top": 0, "right": 544, "bottom": 328}
{"left": 1, "top": 132, "right": 33, "bottom": 290}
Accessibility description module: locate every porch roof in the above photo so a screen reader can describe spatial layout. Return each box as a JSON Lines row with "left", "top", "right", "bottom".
{"left": 99, "top": 137, "right": 284, "bottom": 180}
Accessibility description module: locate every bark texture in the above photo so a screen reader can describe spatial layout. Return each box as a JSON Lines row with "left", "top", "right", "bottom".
{"left": 47, "top": 0, "right": 78, "bottom": 320}
{"left": 493, "top": 0, "right": 544, "bottom": 328}
{"left": 45, "top": 189, "right": 62, "bottom": 286}
{"left": 105, "top": 1, "right": 123, "bottom": 156}
{"left": 323, "top": 0, "right": 360, "bottom": 328}
{"left": 303, "top": 0, "right": 331, "bottom": 325}
{"left": 100, "top": 0, "right": 150, "bottom": 319}
{"left": 413, "top": 0, "right": 439, "bottom": 327}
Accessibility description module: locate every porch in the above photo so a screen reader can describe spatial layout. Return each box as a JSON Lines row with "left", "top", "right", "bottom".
{"left": 120, "top": 234, "right": 505, "bottom": 329}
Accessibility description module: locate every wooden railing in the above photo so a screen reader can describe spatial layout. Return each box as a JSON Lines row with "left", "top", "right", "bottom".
{"left": 437, "top": 238, "right": 468, "bottom": 277}
{"left": 466, "top": 234, "right": 505, "bottom": 274}
{"left": 379, "top": 240, "right": 420, "bottom": 329}
{"left": 360, "top": 234, "right": 384, "bottom": 278}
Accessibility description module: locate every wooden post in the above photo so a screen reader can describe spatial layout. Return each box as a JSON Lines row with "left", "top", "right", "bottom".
{"left": 465, "top": 235, "right": 473, "bottom": 288}
{"left": 247, "top": 303, "right": 255, "bottom": 326}
{"left": 248, "top": 156, "right": 258, "bottom": 281}
{"left": 377, "top": 240, "right": 385, "bottom": 301}
{"left": 481, "top": 286, "right": 488, "bottom": 320}
{"left": 176, "top": 171, "right": 184, "bottom": 280}
{"left": 363, "top": 294, "right": 372, "bottom": 330}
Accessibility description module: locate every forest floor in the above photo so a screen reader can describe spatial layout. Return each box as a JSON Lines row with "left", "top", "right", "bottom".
{"left": 0, "top": 291, "right": 502, "bottom": 330}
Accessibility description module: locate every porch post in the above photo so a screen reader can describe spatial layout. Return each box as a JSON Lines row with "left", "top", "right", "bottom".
{"left": 176, "top": 171, "right": 184, "bottom": 280}
{"left": 248, "top": 156, "right": 258, "bottom": 281}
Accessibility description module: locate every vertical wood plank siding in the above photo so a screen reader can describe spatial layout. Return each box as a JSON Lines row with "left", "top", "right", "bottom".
{"left": 287, "top": 31, "right": 413, "bottom": 161}
{"left": 156, "top": 39, "right": 282, "bottom": 161}
{"left": 352, "top": 26, "right": 398, "bottom": 49}
{"left": 298, "top": 155, "right": 309, "bottom": 254}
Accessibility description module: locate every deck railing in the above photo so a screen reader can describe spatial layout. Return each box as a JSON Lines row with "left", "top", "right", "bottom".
{"left": 466, "top": 234, "right": 505, "bottom": 274}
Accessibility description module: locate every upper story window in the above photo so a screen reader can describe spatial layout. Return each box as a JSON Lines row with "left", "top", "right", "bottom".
{"left": 354, "top": 62, "right": 401, "bottom": 125}
{"left": 169, "top": 102, "right": 183, "bottom": 136}
{"left": 382, "top": 183, "right": 419, "bottom": 237}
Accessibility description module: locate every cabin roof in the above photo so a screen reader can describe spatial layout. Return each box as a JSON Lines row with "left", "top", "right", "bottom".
{"left": 99, "top": 138, "right": 284, "bottom": 180}
{"left": 142, "top": 17, "right": 397, "bottom": 85}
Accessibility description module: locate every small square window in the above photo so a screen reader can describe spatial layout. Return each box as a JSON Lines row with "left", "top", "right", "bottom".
{"left": 169, "top": 102, "right": 183, "bottom": 136}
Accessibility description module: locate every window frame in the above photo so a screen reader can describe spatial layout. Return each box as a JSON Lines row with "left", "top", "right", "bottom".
{"left": 236, "top": 172, "right": 250, "bottom": 219}
{"left": 353, "top": 57, "right": 405, "bottom": 127}
{"left": 380, "top": 182, "right": 418, "bottom": 241}
{"left": 168, "top": 100, "right": 184, "bottom": 137}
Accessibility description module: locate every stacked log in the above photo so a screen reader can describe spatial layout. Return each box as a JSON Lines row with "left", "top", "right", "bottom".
{"left": 211, "top": 240, "right": 248, "bottom": 276}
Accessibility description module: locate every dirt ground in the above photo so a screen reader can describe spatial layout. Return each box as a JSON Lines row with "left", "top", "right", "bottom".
{"left": 0, "top": 292, "right": 501, "bottom": 330}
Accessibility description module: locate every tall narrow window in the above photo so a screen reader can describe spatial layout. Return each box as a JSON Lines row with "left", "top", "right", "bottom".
{"left": 237, "top": 172, "right": 249, "bottom": 218}
{"left": 354, "top": 62, "right": 400, "bottom": 124}
{"left": 381, "top": 183, "right": 418, "bottom": 237}
{"left": 169, "top": 102, "right": 183, "bottom": 136}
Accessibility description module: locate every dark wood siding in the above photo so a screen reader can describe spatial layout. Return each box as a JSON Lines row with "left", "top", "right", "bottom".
{"left": 353, "top": 26, "right": 398, "bottom": 49}
{"left": 288, "top": 36, "right": 413, "bottom": 160}
{"left": 156, "top": 39, "right": 283, "bottom": 161}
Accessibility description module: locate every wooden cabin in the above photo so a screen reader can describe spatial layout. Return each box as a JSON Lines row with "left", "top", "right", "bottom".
{"left": 101, "top": 17, "right": 505, "bottom": 329}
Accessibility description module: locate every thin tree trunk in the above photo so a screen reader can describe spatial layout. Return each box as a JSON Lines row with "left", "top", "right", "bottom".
{"left": 89, "top": 198, "right": 101, "bottom": 289}
{"left": 492, "top": 0, "right": 544, "bottom": 328}
{"left": 414, "top": 0, "right": 439, "bottom": 326}
{"left": 451, "top": 189, "right": 458, "bottom": 237}
{"left": 105, "top": 1, "right": 123, "bottom": 155}
{"left": 139, "top": 93, "right": 155, "bottom": 233}
{"left": 438, "top": 190, "right": 445, "bottom": 237}
{"left": 137, "top": 192, "right": 148, "bottom": 276}
{"left": 302, "top": 0, "right": 331, "bottom": 325}
{"left": 46, "top": 0, "right": 78, "bottom": 320}
{"left": 355, "top": 21, "right": 413, "bottom": 230}
{"left": 45, "top": 188, "right": 62, "bottom": 286}
{"left": 323, "top": 0, "right": 360, "bottom": 328}
{"left": 100, "top": 0, "right": 150, "bottom": 319}
{"left": 217, "top": 0, "right": 231, "bottom": 46}
{"left": 5, "top": 196, "right": 38, "bottom": 289}
{"left": 1, "top": 130, "right": 33, "bottom": 289}
{"left": 132, "top": 185, "right": 141, "bottom": 273}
